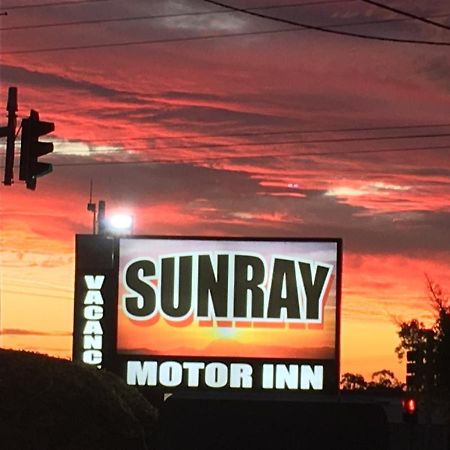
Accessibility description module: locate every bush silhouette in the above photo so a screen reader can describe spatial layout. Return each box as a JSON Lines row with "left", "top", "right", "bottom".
{"left": 0, "top": 349, "right": 158, "bottom": 450}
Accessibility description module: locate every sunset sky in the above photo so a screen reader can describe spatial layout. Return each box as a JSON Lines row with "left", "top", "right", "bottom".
{"left": 1, "top": 0, "right": 450, "bottom": 383}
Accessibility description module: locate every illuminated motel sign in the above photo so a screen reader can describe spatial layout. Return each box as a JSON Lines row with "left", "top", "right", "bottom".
{"left": 73, "top": 236, "right": 342, "bottom": 395}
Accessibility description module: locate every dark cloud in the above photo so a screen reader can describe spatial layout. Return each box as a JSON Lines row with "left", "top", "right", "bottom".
{"left": 419, "top": 56, "right": 450, "bottom": 92}
{"left": 152, "top": 104, "right": 289, "bottom": 127}
{"left": 410, "top": 166, "right": 450, "bottom": 177}
{"left": 1, "top": 65, "right": 148, "bottom": 104}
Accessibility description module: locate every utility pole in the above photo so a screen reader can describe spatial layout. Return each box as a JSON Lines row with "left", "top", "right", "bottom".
{"left": 1, "top": 87, "right": 18, "bottom": 185}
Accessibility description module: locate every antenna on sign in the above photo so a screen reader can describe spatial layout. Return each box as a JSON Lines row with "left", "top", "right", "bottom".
{"left": 87, "top": 179, "right": 97, "bottom": 234}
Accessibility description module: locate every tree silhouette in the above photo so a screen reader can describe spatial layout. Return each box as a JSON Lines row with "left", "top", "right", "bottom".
{"left": 340, "top": 370, "right": 403, "bottom": 391}
{"left": 340, "top": 372, "right": 367, "bottom": 390}
{"left": 395, "top": 276, "right": 450, "bottom": 421}
{"left": 369, "top": 369, "right": 403, "bottom": 390}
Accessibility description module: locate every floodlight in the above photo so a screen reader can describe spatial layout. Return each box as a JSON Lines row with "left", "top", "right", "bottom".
{"left": 107, "top": 214, "right": 133, "bottom": 234}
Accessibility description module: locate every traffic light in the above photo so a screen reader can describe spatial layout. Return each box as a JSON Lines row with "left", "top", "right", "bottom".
{"left": 402, "top": 397, "right": 418, "bottom": 424}
{"left": 19, "top": 109, "right": 54, "bottom": 190}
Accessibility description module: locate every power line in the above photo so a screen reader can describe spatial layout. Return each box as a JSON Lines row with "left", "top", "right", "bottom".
{"left": 54, "top": 132, "right": 450, "bottom": 154}
{"left": 3, "top": 4, "right": 450, "bottom": 33}
{"left": 2, "top": 0, "right": 110, "bottom": 11}
{"left": 1, "top": 1, "right": 359, "bottom": 31}
{"left": 0, "top": 28, "right": 297, "bottom": 55}
{"left": 2, "top": 0, "right": 358, "bottom": 12}
{"left": 2, "top": 143, "right": 448, "bottom": 172}
{"left": 4, "top": 24, "right": 449, "bottom": 55}
{"left": 0, "top": 10, "right": 222, "bottom": 32}
{"left": 3, "top": 6, "right": 450, "bottom": 54}
{"left": 359, "top": 0, "right": 450, "bottom": 33}
{"left": 47, "top": 143, "right": 450, "bottom": 167}
{"left": 60, "top": 122, "right": 450, "bottom": 145}
{"left": 202, "top": 0, "right": 450, "bottom": 46}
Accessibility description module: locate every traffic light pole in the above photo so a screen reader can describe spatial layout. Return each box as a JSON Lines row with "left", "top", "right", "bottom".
{"left": 1, "top": 87, "right": 55, "bottom": 190}
{"left": 1, "top": 87, "right": 18, "bottom": 185}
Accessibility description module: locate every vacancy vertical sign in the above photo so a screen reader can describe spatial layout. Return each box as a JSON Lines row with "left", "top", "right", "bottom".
{"left": 73, "top": 235, "right": 119, "bottom": 371}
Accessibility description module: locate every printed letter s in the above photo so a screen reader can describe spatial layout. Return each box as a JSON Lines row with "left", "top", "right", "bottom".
{"left": 123, "top": 259, "right": 157, "bottom": 319}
